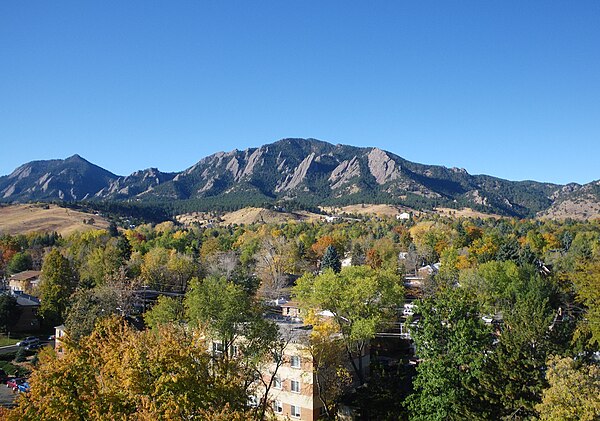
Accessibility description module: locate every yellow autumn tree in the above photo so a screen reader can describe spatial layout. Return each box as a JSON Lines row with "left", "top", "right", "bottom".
{"left": 9, "top": 317, "right": 249, "bottom": 420}
{"left": 536, "top": 356, "right": 600, "bottom": 421}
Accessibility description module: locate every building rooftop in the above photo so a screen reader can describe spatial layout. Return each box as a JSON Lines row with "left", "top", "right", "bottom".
{"left": 13, "top": 291, "right": 40, "bottom": 307}
{"left": 9, "top": 270, "right": 41, "bottom": 281}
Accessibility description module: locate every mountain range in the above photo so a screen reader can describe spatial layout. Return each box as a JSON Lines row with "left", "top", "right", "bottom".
{"left": 1, "top": 138, "right": 598, "bottom": 219}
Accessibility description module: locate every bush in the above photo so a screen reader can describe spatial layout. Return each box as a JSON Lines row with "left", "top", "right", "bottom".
{"left": 0, "top": 360, "right": 18, "bottom": 375}
{"left": 14, "top": 347, "right": 26, "bottom": 363}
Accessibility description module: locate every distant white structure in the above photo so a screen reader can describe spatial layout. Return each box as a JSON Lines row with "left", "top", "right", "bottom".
{"left": 396, "top": 212, "right": 410, "bottom": 220}
{"left": 402, "top": 303, "right": 416, "bottom": 316}
{"left": 271, "top": 297, "right": 288, "bottom": 306}
{"left": 418, "top": 263, "right": 441, "bottom": 277}
{"left": 341, "top": 255, "right": 352, "bottom": 268}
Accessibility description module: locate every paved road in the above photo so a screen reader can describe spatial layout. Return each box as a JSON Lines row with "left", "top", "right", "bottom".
{"left": 0, "top": 340, "right": 54, "bottom": 355}
{"left": 0, "top": 345, "right": 18, "bottom": 356}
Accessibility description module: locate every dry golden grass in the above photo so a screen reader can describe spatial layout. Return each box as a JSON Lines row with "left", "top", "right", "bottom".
{"left": 320, "top": 204, "right": 409, "bottom": 217}
{"left": 176, "top": 207, "right": 322, "bottom": 226}
{"left": 0, "top": 204, "right": 110, "bottom": 236}
{"left": 434, "top": 207, "right": 504, "bottom": 219}
{"left": 219, "top": 207, "right": 321, "bottom": 225}
{"left": 538, "top": 198, "right": 600, "bottom": 221}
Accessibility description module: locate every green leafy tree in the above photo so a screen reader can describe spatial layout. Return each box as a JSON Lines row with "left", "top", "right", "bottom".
{"left": 0, "top": 294, "right": 21, "bottom": 333}
{"left": 406, "top": 288, "right": 493, "bottom": 421}
{"left": 473, "top": 263, "right": 566, "bottom": 418}
{"left": 64, "top": 286, "right": 122, "bottom": 342}
{"left": 294, "top": 266, "right": 403, "bottom": 383}
{"left": 185, "top": 276, "right": 255, "bottom": 359}
{"left": 7, "top": 251, "right": 33, "bottom": 274}
{"left": 144, "top": 295, "right": 185, "bottom": 329}
{"left": 79, "top": 241, "right": 123, "bottom": 287}
{"left": 39, "top": 249, "right": 77, "bottom": 327}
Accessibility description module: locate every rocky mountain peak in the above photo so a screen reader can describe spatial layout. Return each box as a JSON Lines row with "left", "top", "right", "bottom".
{"left": 368, "top": 148, "right": 402, "bottom": 184}
{"left": 1, "top": 138, "right": 597, "bottom": 219}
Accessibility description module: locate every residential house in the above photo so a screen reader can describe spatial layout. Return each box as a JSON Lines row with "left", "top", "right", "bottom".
{"left": 12, "top": 291, "right": 40, "bottom": 332}
{"left": 417, "top": 263, "right": 440, "bottom": 278}
{"left": 8, "top": 270, "right": 41, "bottom": 295}
{"left": 281, "top": 301, "right": 303, "bottom": 319}
{"left": 54, "top": 325, "right": 66, "bottom": 356}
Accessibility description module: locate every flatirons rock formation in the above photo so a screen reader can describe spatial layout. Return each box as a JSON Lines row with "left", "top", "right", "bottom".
{"left": 1, "top": 138, "right": 597, "bottom": 219}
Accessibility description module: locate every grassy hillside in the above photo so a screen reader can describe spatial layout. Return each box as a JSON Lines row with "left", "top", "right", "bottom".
{"left": 0, "top": 204, "right": 110, "bottom": 236}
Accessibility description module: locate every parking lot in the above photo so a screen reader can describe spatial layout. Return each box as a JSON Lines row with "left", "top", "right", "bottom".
{"left": 0, "top": 382, "right": 19, "bottom": 407}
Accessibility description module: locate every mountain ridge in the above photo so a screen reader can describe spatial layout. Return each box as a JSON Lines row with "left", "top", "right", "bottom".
{"left": 0, "top": 138, "right": 597, "bottom": 219}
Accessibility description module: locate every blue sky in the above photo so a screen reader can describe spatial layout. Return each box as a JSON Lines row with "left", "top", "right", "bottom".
{"left": 1, "top": 1, "right": 599, "bottom": 184}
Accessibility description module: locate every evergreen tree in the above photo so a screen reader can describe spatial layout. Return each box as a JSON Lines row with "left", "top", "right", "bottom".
{"left": 351, "top": 243, "right": 365, "bottom": 266}
{"left": 321, "top": 245, "right": 341, "bottom": 273}
{"left": 0, "top": 294, "right": 21, "bottom": 333}
{"left": 108, "top": 222, "right": 119, "bottom": 237}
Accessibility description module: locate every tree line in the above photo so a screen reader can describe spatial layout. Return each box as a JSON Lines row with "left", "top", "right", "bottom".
{"left": 0, "top": 212, "right": 599, "bottom": 419}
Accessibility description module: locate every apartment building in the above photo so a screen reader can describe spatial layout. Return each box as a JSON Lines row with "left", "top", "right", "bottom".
{"left": 265, "top": 338, "right": 325, "bottom": 420}
{"left": 251, "top": 303, "right": 370, "bottom": 421}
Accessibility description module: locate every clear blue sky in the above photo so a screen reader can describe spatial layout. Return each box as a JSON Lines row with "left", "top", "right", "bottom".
{"left": 1, "top": 1, "right": 599, "bottom": 184}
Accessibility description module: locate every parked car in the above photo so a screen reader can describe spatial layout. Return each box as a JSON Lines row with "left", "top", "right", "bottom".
{"left": 17, "top": 381, "right": 30, "bottom": 393}
{"left": 16, "top": 337, "right": 40, "bottom": 347}
{"left": 6, "top": 378, "right": 20, "bottom": 388}
{"left": 6, "top": 378, "right": 29, "bottom": 392}
{"left": 25, "top": 343, "right": 42, "bottom": 351}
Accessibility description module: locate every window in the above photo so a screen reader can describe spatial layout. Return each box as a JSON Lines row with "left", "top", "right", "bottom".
{"left": 248, "top": 395, "right": 258, "bottom": 407}
{"left": 290, "top": 405, "right": 301, "bottom": 418}
{"left": 290, "top": 355, "right": 301, "bottom": 368}
{"left": 212, "top": 342, "right": 224, "bottom": 354}
{"left": 273, "top": 376, "right": 282, "bottom": 389}
{"left": 291, "top": 379, "right": 300, "bottom": 393}
{"left": 273, "top": 400, "right": 283, "bottom": 413}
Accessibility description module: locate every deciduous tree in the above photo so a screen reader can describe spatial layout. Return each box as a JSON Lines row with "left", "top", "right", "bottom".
{"left": 39, "top": 249, "right": 77, "bottom": 326}
{"left": 9, "top": 317, "right": 249, "bottom": 420}
{"left": 406, "top": 288, "right": 493, "bottom": 421}
{"left": 536, "top": 356, "right": 600, "bottom": 421}
{"left": 294, "top": 266, "right": 403, "bottom": 383}
{"left": 144, "top": 295, "right": 185, "bottom": 330}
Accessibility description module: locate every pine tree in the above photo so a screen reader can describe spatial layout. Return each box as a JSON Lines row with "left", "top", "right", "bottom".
{"left": 321, "top": 245, "right": 341, "bottom": 273}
